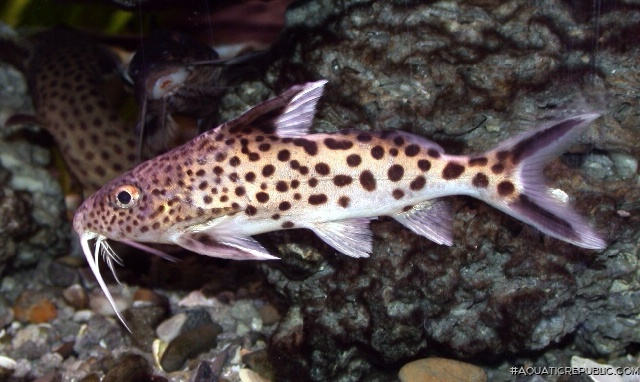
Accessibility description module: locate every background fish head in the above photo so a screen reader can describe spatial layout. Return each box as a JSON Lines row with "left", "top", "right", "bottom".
{"left": 128, "top": 29, "right": 219, "bottom": 102}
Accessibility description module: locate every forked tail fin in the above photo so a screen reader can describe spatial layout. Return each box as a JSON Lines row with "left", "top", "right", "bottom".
{"left": 482, "top": 113, "right": 606, "bottom": 249}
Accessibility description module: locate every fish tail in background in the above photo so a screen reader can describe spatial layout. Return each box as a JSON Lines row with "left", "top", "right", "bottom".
{"left": 481, "top": 113, "right": 606, "bottom": 249}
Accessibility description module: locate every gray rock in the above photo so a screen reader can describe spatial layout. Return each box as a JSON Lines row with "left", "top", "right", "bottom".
{"left": 73, "top": 316, "right": 131, "bottom": 359}
{"left": 0, "top": 186, "right": 32, "bottom": 274}
{"left": 0, "top": 56, "right": 68, "bottom": 273}
{"left": 11, "top": 325, "right": 56, "bottom": 360}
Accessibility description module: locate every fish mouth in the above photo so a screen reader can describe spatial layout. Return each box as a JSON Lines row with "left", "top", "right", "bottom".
{"left": 148, "top": 67, "right": 190, "bottom": 100}
{"left": 78, "top": 231, "right": 131, "bottom": 331}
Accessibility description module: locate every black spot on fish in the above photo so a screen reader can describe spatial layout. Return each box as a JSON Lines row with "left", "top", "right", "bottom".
{"left": 359, "top": 171, "right": 376, "bottom": 191}
{"left": 442, "top": 162, "right": 465, "bottom": 180}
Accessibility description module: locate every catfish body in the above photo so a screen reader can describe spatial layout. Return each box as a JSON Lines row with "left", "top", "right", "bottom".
{"left": 72, "top": 80, "right": 605, "bottom": 325}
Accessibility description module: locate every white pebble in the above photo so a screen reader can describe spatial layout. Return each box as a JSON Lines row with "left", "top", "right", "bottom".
{"left": 0, "top": 355, "right": 16, "bottom": 369}
{"left": 156, "top": 313, "right": 187, "bottom": 342}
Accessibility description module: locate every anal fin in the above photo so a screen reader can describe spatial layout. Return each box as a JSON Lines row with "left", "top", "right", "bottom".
{"left": 393, "top": 198, "right": 453, "bottom": 246}
{"left": 310, "top": 218, "right": 373, "bottom": 258}
{"left": 174, "top": 231, "right": 278, "bottom": 260}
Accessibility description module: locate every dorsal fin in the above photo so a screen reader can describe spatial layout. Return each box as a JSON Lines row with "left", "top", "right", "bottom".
{"left": 218, "top": 80, "right": 327, "bottom": 137}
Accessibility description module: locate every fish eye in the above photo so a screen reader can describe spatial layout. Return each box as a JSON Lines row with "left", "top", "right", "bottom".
{"left": 111, "top": 185, "right": 141, "bottom": 209}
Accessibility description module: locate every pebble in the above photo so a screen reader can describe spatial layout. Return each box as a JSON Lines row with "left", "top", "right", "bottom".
{"left": 160, "top": 322, "right": 222, "bottom": 372}
{"left": 73, "top": 315, "right": 128, "bottom": 358}
{"left": 0, "top": 295, "right": 14, "bottom": 327}
{"left": 241, "top": 350, "right": 273, "bottom": 381}
{"left": 62, "top": 284, "right": 89, "bottom": 310}
{"left": 238, "top": 368, "right": 270, "bottom": 382}
{"left": 32, "top": 372, "right": 62, "bottom": 382}
{"left": 53, "top": 341, "right": 75, "bottom": 359}
{"left": 78, "top": 374, "right": 100, "bottom": 382}
{"left": 88, "top": 289, "right": 131, "bottom": 318}
{"left": 398, "top": 358, "right": 487, "bottom": 382}
{"left": 190, "top": 361, "right": 216, "bottom": 382}
{"left": 133, "top": 288, "right": 169, "bottom": 307}
{"left": 47, "top": 260, "right": 80, "bottom": 287}
{"left": 230, "top": 301, "right": 262, "bottom": 334}
{"left": 0, "top": 355, "right": 16, "bottom": 382}
{"left": 11, "top": 325, "right": 54, "bottom": 360}
{"left": 611, "top": 152, "right": 638, "bottom": 179}
{"left": 156, "top": 313, "right": 188, "bottom": 342}
{"left": 13, "top": 290, "right": 57, "bottom": 324}
{"left": 583, "top": 153, "right": 614, "bottom": 179}
{"left": 102, "top": 354, "right": 151, "bottom": 382}
{"left": 258, "top": 304, "right": 281, "bottom": 326}
{"left": 124, "top": 304, "right": 168, "bottom": 351}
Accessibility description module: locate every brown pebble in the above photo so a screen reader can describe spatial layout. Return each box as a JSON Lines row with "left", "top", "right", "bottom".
{"left": 242, "top": 349, "right": 274, "bottom": 381}
{"left": 78, "top": 374, "right": 101, "bottom": 382}
{"left": 399, "top": 357, "right": 487, "bottom": 382}
{"left": 133, "top": 288, "right": 169, "bottom": 308}
{"left": 102, "top": 353, "right": 151, "bottom": 382}
{"left": 258, "top": 304, "right": 282, "bottom": 326}
{"left": 13, "top": 291, "right": 57, "bottom": 324}
{"left": 54, "top": 341, "right": 76, "bottom": 359}
{"left": 31, "top": 372, "right": 61, "bottom": 382}
{"left": 62, "top": 284, "right": 89, "bottom": 309}
{"left": 161, "top": 323, "right": 223, "bottom": 372}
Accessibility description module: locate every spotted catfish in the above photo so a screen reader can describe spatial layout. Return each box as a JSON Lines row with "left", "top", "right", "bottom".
{"left": 73, "top": 80, "right": 605, "bottom": 325}
{"left": 2, "top": 27, "right": 138, "bottom": 195}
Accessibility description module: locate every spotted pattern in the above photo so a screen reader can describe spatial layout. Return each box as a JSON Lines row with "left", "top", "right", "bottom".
{"left": 417, "top": 159, "right": 431, "bottom": 172}
{"left": 371, "top": 146, "right": 384, "bottom": 160}
{"left": 276, "top": 181, "right": 289, "bottom": 192}
{"left": 315, "top": 163, "right": 330, "bottom": 175}
{"left": 25, "top": 28, "right": 138, "bottom": 194}
{"left": 256, "top": 192, "right": 269, "bottom": 203}
{"left": 472, "top": 173, "right": 489, "bottom": 188}
{"left": 388, "top": 165, "right": 404, "bottom": 182}
{"left": 359, "top": 171, "right": 376, "bottom": 191}
{"left": 346, "top": 154, "right": 362, "bottom": 167}
{"left": 469, "top": 157, "right": 488, "bottom": 166}
{"left": 427, "top": 149, "right": 441, "bottom": 158}
{"left": 324, "top": 138, "right": 353, "bottom": 150}
{"left": 409, "top": 176, "right": 426, "bottom": 191}
{"left": 404, "top": 144, "right": 420, "bottom": 157}
{"left": 262, "top": 165, "right": 275, "bottom": 177}
{"left": 497, "top": 181, "right": 515, "bottom": 196}
{"left": 442, "top": 162, "right": 465, "bottom": 180}
{"left": 308, "top": 194, "right": 328, "bottom": 205}
{"left": 491, "top": 164, "right": 504, "bottom": 174}
{"left": 333, "top": 175, "right": 353, "bottom": 187}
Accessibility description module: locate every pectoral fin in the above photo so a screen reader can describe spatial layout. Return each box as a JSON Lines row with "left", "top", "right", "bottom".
{"left": 393, "top": 199, "right": 453, "bottom": 246}
{"left": 310, "top": 218, "right": 373, "bottom": 258}
{"left": 174, "top": 231, "right": 278, "bottom": 260}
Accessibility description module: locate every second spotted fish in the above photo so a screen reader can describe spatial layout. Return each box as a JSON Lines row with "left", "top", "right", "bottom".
{"left": 73, "top": 80, "right": 605, "bottom": 321}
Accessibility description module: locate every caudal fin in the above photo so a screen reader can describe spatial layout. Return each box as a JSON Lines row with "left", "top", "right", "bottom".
{"left": 484, "top": 113, "right": 606, "bottom": 250}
